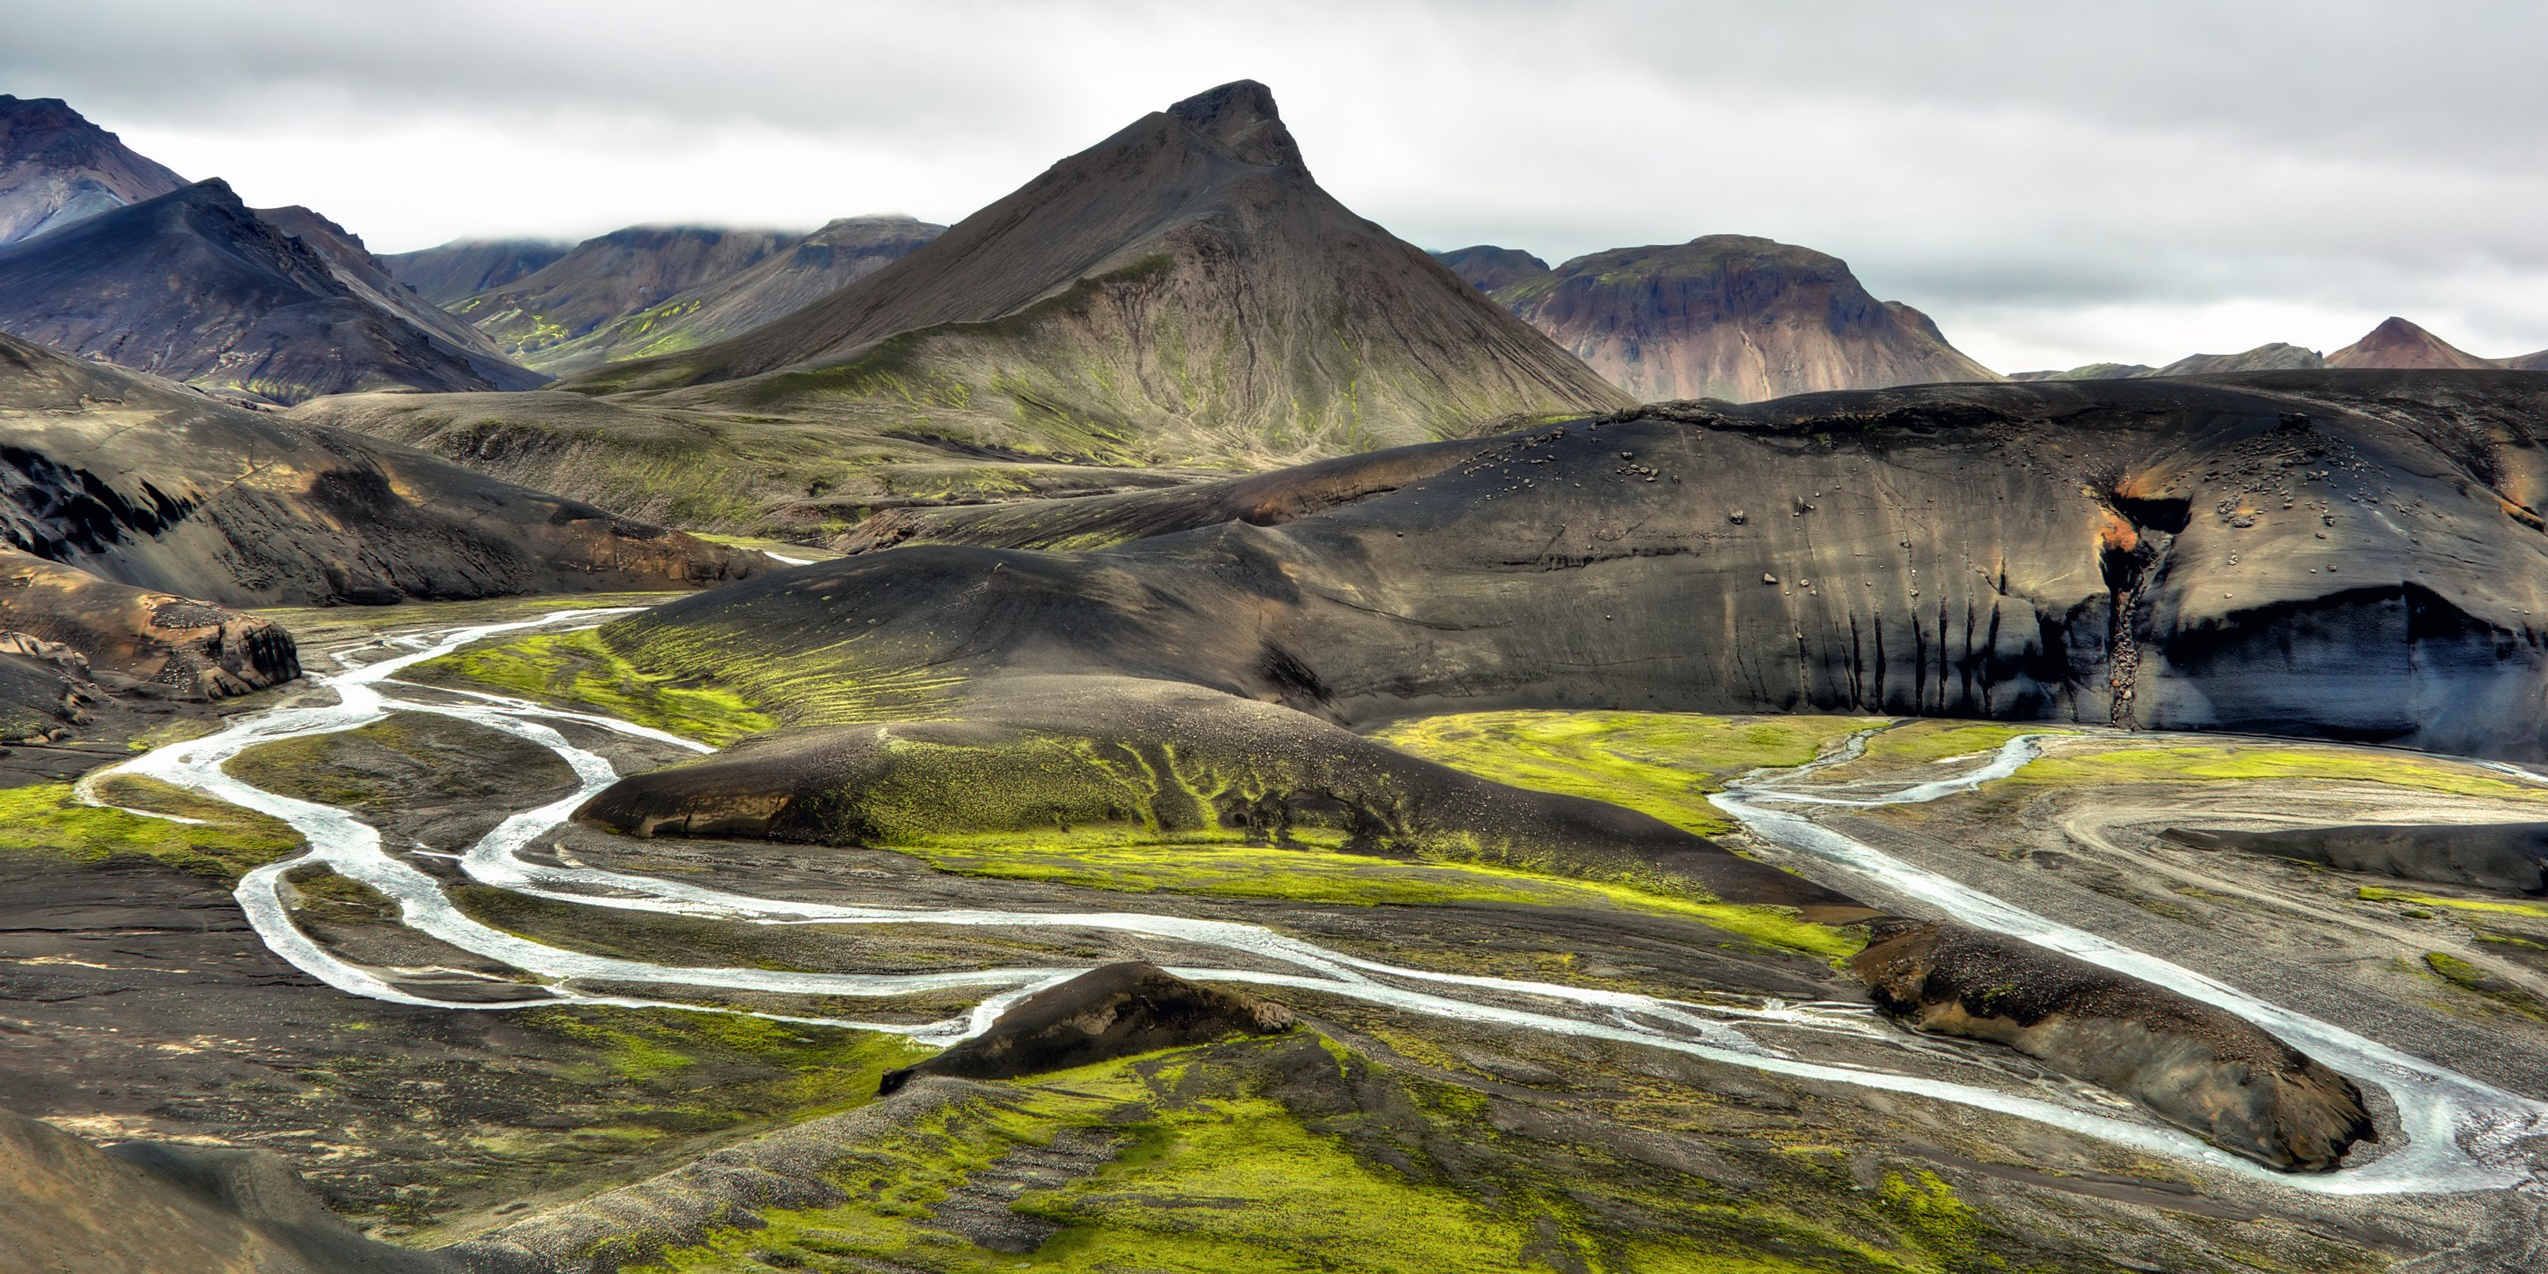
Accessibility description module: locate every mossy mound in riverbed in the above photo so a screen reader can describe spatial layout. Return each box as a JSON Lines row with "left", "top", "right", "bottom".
{"left": 577, "top": 673, "right": 1866, "bottom": 919}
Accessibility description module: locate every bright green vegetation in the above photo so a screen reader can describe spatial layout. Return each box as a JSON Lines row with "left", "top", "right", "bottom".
{"left": 409, "top": 628, "right": 776, "bottom": 745}
{"left": 598, "top": 619, "right": 973, "bottom": 726}
{"left": 2416, "top": 950, "right": 2547, "bottom": 1020}
{"left": 1373, "top": 711, "right": 1881, "bottom": 837}
{"left": 902, "top": 833, "right": 1859, "bottom": 960}
{"left": 0, "top": 778, "right": 300, "bottom": 878}
{"left": 690, "top": 531, "right": 842, "bottom": 562}
{"left": 1855, "top": 722, "right": 2048, "bottom": 766}
{"left": 2358, "top": 886, "right": 2548, "bottom": 918}
{"left": 369, "top": 1006, "right": 931, "bottom": 1242}
{"left": 2424, "top": 951, "right": 2489, "bottom": 988}
{"left": 623, "top": 1037, "right": 2046, "bottom": 1274}
{"left": 2016, "top": 742, "right": 2548, "bottom": 801}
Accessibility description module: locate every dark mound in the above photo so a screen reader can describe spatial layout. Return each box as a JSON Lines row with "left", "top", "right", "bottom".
{"left": 579, "top": 674, "right": 1862, "bottom": 912}
{"left": 617, "top": 371, "right": 2548, "bottom": 760}
{"left": 568, "top": 81, "right": 1625, "bottom": 461}
{"left": 879, "top": 962, "right": 1295, "bottom": 1095}
{"left": 0, "top": 180, "right": 544, "bottom": 404}
{"left": 0, "top": 95, "right": 187, "bottom": 246}
{"left": 0, "top": 1108, "right": 452, "bottom": 1274}
{"left": 1852, "top": 920, "right": 2376, "bottom": 1170}
{"left": 0, "top": 330, "right": 754, "bottom": 608}
{"left": 382, "top": 237, "right": 573, "bottom": 305}
{"left": 449, "top": 224, "right": 802, "bottom": 369}
{"left": 1432, "top": 244, "right": 1551, "bottom": 294}
{"left": 254, "top": 204, "right": 530, "bottom": 384}
{"left": 1491, "top": 234, "right": 2003, "bottom": 402}
{"left": 2163, "top": 822, "right": 2548, "bottom": 895}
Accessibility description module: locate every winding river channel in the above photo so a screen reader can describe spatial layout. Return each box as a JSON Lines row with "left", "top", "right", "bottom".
{"left": 83, "top": 608, "right": 2548, "bottom": 1198}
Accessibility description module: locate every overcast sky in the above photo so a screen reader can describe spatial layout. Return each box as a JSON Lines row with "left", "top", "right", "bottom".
{"left": 8, "top": 0, "right": 2545, "bottom": 371}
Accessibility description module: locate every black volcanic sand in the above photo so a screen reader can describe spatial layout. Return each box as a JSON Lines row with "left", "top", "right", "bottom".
{"left": 2163, "top": 821, "right": 2548, "bottom": 895}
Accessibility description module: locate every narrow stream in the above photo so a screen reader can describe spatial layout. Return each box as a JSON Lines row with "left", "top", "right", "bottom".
{"left": 85, "top": 610, "right": 2548, "bottom": 1196}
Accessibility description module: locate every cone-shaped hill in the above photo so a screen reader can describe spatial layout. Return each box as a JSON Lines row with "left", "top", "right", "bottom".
{"left": 0, "top": 96, "right": 188, "bottom": 247}
{"left": 0, "top": 179, "right": 544, "bottom": 403}
{"left": 1491, "top": 235, "right": 2004, "bottom": 402}
{"left": 2324, "top": 316, "right": 2495, "bottom": 370}
{"left": 568, "top": 81, "right": 1627, "bottom": 463}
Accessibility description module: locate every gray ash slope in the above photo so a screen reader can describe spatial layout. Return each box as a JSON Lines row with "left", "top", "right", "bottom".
{"left": 0, "top": 95, "right": 188, "bottom": 247}
{"left": 620, "top": 369, "right": 2548, "bottom": 760}
{"left": 0, "top": 179, "right": 545, "bottom": 404}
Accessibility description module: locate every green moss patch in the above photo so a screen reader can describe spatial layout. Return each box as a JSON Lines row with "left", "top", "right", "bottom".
{"left": 2019, "top": 743, "right": 2548, "bottom": 801}
{"left": 1373, "top": 710, "right": 1881, "bottom": 837}
{"left": 0, "top": 778, "right": 301, "bottom": 878}
{"left": 408, "top": 628, "right": 776, "bottom": 745}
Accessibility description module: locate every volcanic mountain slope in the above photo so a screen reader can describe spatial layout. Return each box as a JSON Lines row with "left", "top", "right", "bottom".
{"left": 296, "top": 82, "right": 1626, "bottom": 536}
{"left": 382, "top": 237, "right": 572, "bottom": 305}
{"left": 521, "top": 215, "right": 945, "bottom": 374}
{"left": 253, "top": 204, "right": 528, "bottom": 375}
{"left": 0, "top": 180, "right": 546, "bottom": 403}
{"left": 2324, "top": 315, "right": 2496, "bottom": 369}
{"left": 0, "top": 330, "right": 749, "bottom": 717}
{"left": 449, "top": 224, "right": 802, "bottom": 370}
{"left": 570, "top": 81, "right": 1627, "bottom": 461}
{"left": 1488, "top": 235, "right": 2004, "bottom": 401}
{"left": 1430, "top": 243, "right": 1550, "bottom": 294}
{"left": 617, "top": 370, "right": 2548, "bottom": 763}
{"left": 0, "top": 96, "right": 187, "bottom": 246}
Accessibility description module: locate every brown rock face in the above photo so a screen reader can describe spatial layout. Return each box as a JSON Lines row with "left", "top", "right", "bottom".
{"left": 0, "top": 549, "right": 295, "bottom": 698}
{"left": 879, "top": 962, "right": 1295, "bottom": 1094}
{"left": 1495, "top": 235, "right": 2003, "bottom": 402}
{"left": 2324, "top": 317, "right": 2495, "bottom": 370}
{"left": 1851, "top": 920, "right": 2376, "bottom": 1170}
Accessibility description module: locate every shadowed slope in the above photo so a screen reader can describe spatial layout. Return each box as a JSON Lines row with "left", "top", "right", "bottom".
{"left": 0, "top": 180, "right": 544, "bottom": 403}
{"left": 0, "top": 96, "right": 187, "bottom": 246}
{"left": 451, "top": 224, "right": 802, "bottom": 369}
{"left": 383, "top": 237, "right": 572, "bottom": 305}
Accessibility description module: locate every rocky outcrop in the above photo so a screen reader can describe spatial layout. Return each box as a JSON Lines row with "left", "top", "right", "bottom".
{"left": 0, "top": 1109, "right": 453, "bottom": 1274}
{"left": 0, "top": 96, "right": 187, "bottom": 246}
{"left": 2163, "top": 823, "right": 2548, "bottom": 895}
{"left": 0, "top": 549, "right": 295, "bottom": 698}
{"left": 880, "top": 963, "right": 1295, "bottom": 1094}
{"left": 1850, "top": 920, "right": 2376, "bottom": 1170}
{"left": 0, "top": 180, "right": 545, "bottom": 403}
{"left": 0, "top": 331, "right": 755, "bottom": 607}
{"left": 1491, "top": 234, "right": 2003, "bottom": 402}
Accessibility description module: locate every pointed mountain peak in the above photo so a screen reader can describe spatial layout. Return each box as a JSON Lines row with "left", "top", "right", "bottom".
{"left": 2328, "top": 315, "right": 2491, "bottom": 370}
{"left": 1163, "top": 79, "right": 1303, "bottom": 170}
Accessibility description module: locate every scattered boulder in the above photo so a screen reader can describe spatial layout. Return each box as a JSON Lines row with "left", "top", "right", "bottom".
{"left": 1850, "top": 920, "right": 2377, "bottom": 1171}
{"left": 879, "top": 962, "right": 1296, "bottom": 1095}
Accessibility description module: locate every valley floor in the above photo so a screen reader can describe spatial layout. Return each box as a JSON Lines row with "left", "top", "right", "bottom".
{"left": 4, "top": 593, "right": 2544, "bottom": 1271}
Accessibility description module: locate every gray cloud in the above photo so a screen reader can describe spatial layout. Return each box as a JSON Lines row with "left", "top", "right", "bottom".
{"left": 4, "top": 0, "right": 2542, "bottom": 370}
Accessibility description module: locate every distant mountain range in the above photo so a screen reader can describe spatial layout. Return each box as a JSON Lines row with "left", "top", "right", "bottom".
{"left": 2015, "top": 317, "right": 2547, "bottom": 381}
{"left": 381, "top": 237, "right": 572, "bottom": 305}
{"left": 441, "top": 224, "right": 805, "bottom": 370}
{"left": 1437, "top": 235, "right": 2001, "bottom": 402}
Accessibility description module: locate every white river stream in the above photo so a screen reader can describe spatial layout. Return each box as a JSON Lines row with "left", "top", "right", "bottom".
{"left": 83, "top": 609, "right": 2548, "bottom": 1198}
